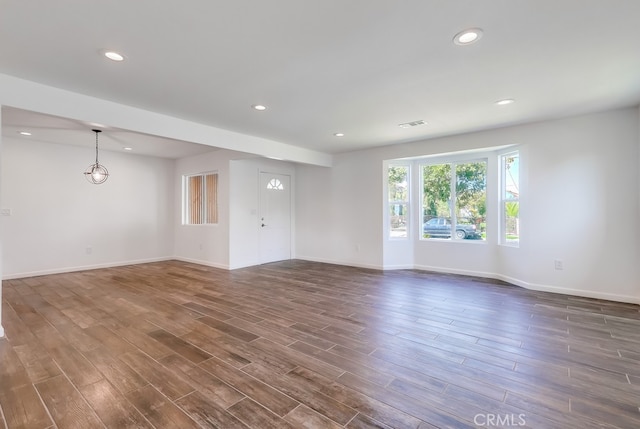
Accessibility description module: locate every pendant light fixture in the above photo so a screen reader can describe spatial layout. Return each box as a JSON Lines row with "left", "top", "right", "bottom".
{"left": 84, "top": 129, "right": 109, "bottom": 184}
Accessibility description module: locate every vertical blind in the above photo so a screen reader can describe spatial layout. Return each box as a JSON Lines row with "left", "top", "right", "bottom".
{"left": 187, "top": 173, "right": 218, "bottom": 225}
{"left": 206, "top": 173, "right": 218, "bottom": 224}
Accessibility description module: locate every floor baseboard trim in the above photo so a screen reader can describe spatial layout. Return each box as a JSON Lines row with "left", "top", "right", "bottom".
{"left": 1, "top": 257, "right": 174, "bottom": 280}
{"left": 296, "top": 256, "right": 383, "bottom": 271}
{"left": 499, "top": 275, "right": 640, "bottom": 305}
{"left": 410, "top": 264, "right": 640, "bottom": 305}
{"left": 3, "top": 257, "right": 636, "bottom": 305}
{"left": 173, "top": 257, "right": 229, "bottom": 270}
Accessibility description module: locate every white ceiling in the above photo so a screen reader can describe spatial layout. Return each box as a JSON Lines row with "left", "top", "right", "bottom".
{"left": 1, "top": 0, "right": 639, "bottom": 158}
{"left": 1, "top": 107, "right": 218, "bottom": 159}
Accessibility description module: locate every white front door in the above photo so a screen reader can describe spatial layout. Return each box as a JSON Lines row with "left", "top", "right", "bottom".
{"left": 259, "top": 172, "right": 291, "bottom": 264}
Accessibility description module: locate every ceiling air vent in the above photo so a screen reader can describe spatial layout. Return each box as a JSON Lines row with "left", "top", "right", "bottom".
{"left": 398, "top": 120, "right": 427, "bottom": 128}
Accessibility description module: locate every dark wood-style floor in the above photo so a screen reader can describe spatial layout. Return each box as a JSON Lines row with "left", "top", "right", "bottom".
{"left": 1, "top": 260, "right": 639, "bottom": 429}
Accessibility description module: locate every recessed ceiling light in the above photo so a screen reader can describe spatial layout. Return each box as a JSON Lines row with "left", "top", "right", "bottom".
{"left": 453, "top": 28, "right": 483, "bottom": 45}
{"left": 252, "top": 104, "right": 267, "bottom": 111}
{"left": 104, "top": 51, "right": 125, "bottom": 61}
{"left": 333, "top": 133, "right": 345, "bottom": 137}
{"left": 18, "top": 131, "right": 32, "bottom": 136}
{"left": 123, "top": 147, "right": 133, "bottom": 151}
{"left": 495, "top": 98, "right": 515, "bottom": 105}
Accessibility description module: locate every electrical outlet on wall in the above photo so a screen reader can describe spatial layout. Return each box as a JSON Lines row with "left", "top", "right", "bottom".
{"left": 0, "top": 208, "right": 11, "bottom": 216}
{"left": 554, "top": 260, "right": 563, "bottom": 270}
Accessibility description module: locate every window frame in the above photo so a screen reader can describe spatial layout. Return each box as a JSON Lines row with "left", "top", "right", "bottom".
{"left": 387, "top": 163, "right": 411, "bottom": 240}
{"left": 499, "top": 150, "right": 520, "bottom": 246}
{"left": 182, "top": 171, "right": 219, "bottom": 226}
{"left": 419, "top": 158, "right": 487, "bottom": 242}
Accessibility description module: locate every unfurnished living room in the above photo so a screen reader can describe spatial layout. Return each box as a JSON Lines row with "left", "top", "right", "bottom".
{"left": 1, "top": 1, "right": 639, "bottom": 428}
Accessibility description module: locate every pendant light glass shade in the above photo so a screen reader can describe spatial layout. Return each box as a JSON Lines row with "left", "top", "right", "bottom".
{"left": 84, "top": 129, "right": 109, "bottom": 184}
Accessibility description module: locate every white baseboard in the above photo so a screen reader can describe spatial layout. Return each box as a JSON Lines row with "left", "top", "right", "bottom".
{"left": 1, "top": 257, "right": 173, "bottom": 280}
{"left": 412, "top": 264, "right": 497, "bottom": 279}
{"left": 3, "top": 256, "right": 637, "bottom": 305}
{"left": 380, "top": 263, "right": 415, "bottom": 270}
{"left": 410, "top": 263, "right": 640, "bottom": 305}
{"left": 295, "top": 255, "right": 383, "bottom": 271}
{"left": 496, "top": 274, "right": 640, "bottom": 305}
{"left": 173, "top": 257, "right": 229, "bottom": 270}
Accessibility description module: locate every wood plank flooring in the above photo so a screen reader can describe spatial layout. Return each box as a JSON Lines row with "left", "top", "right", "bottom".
{"left": 1, "top": 260, "right": 639, "bottom": 428}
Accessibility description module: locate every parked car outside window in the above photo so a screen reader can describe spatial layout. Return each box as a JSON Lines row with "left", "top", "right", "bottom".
{"left": 423, "top": 217, "right": 481, "bottom": 239}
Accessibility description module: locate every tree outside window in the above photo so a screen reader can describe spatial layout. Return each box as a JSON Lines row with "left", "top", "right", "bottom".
{"left": 422, "top": 161, "right": 486, "bottom": 240}
{"left": 388, "top": 165, "right": 409, "bottom": 238}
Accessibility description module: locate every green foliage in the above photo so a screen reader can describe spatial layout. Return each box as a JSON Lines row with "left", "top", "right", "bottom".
{"left": 388, "top": 166, "right": 407, "bottom": 185}
{"left": 422, "top": 162, "right": 486, "bottom": 225}
{"left": 422, "top": 164, "right": 451, "bottom": 217}
{"left": 455, "top": 162, "right": 486, "bottom": 223}
{"left": 388, "top": 165, "right": 408, "bottom": 201}
{"left": 456, "top": 163, "right": 486, "bottom": 209}
{"left": 505, "top": 201, "right": 519, "bottom": 217}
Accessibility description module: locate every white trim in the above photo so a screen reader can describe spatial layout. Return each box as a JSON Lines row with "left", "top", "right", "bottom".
{"left": 303, "top": 258, "right": 639, "bottom": 304}
{"left": 0, "top": 325, "right": 4, "bottom": 338}
{"left": 1, "top": 257, "right": 173, "bottom": 280}
{"left": 404, "top": 263, "right": 640, "bottom": 305}
{"left": 296, "top": 256, "right": 383, "bottom": 271}
{"left": 386, "top": 162, "right": 411, "bottom": 241}
{"left": 390, "top": 145, "right": 515, "bottom": 163}
{"left": 499, "top": 150, "right": 520, "bottom": 246}
{"left": 4, "top": 255, "right": 635, "bottom": 306}
{"left": 496, "top": 274, "right": 640, "bottom": 305}
{"left": 412, "top": 263, "right": 497, "bottom": 279}
{"left": 173, "top": 257, "right": 229, "bottom": 270}
{"left": 380, "top": 263, "right": 415, "bottom": 270}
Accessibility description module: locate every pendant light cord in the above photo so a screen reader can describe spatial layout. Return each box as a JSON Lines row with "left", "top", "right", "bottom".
{"left": 93, "top": 129, "right": 102, "bottom": 165}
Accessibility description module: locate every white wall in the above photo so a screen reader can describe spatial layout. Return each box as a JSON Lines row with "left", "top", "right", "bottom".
{"left": 173, "top": 150, "right": 298, "bottom": 269}
{"left": 173, "top": 149, "right": 245, "bottom": 269}
{"left": 296, "top": 107, "right": 640, "bottom": 303}
{"left": 296, "top": 151, "right": 384, "bottom": 269}
{"left": 294, "top": 164, "right": 336, "bottom": 262}
{"left": 0, "top": 136, "right": 300, "bottom": 278}
{"left": 1, "top": 96, "right": 637, "bottom": 321}
{"left": 637, "top": 107, "right": 640, "bottom": 294}
{"left": 517, "top": 112, "right": 638, "bottom": 300}
{"left": 0, "top": 110, "right": 3, "bottom": 336}
{"left": 1, "top": 136, "right": 175, "bottom": 278}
